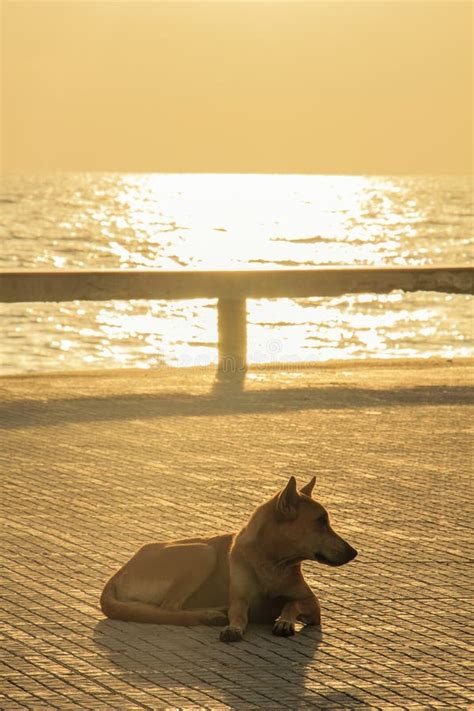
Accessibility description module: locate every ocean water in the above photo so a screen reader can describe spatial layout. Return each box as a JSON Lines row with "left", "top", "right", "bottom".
{"left": 1, "top": 173, "right": 472, "bottom": 375}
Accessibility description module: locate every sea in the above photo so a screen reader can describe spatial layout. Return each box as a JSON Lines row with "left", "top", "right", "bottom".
{"left": 1, "top": 173, "right": 472, "bottom": 375}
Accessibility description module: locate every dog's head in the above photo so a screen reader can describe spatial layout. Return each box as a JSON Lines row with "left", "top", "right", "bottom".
{"left": 271, "top": 476, "right": 357, "bottom": 567}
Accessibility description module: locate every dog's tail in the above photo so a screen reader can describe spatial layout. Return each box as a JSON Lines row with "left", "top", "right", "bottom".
{"left": 99, "top": 576, "right": 206, "bottom": 626}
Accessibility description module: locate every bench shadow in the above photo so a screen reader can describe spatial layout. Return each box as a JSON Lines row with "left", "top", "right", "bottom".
{"left": 1, "top": 382, "right": 472, "bottom": 429}
{"left": 93, "top": 618, "right": 333, "bottom": 707}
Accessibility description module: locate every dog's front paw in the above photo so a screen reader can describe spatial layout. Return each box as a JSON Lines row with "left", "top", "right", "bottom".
{"left": 272, "top": 618, "right": 295, "bottom": 637}
{"left": 203, "top": 609, "right": 228, "bottom": 626}
{"left": 220, "top": 625, "right": 244, "bottom": 643}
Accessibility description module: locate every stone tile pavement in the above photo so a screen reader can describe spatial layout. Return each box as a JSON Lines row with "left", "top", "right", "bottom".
{"left": 0, "top": 359, "right": 473, "bottom": 709}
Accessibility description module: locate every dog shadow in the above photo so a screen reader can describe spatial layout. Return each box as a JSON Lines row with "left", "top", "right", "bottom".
{"left": 92, "top": 618, "right": 335, "bottom": 707}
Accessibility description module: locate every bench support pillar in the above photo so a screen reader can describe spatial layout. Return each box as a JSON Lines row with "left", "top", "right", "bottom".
{"left": 217, "top": 297, "right": 247, "bottom": 376}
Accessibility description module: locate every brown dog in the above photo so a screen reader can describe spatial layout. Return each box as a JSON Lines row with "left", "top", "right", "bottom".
{"left": 100, "top": 476, "right": 357, "bottom": 642}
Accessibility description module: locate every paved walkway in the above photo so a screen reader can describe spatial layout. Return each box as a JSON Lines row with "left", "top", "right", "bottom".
{"left": 1, "top": 359, "right": 473, "bottom": 709}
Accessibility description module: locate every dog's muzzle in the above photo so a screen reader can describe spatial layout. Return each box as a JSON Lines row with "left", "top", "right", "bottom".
{"left": 314, "top": 545, "right": 358, "bottom": 566}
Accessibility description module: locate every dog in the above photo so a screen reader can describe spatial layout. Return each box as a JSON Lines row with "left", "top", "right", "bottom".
{"left": 100, "top": 476, "right": 357, "bottom": 642}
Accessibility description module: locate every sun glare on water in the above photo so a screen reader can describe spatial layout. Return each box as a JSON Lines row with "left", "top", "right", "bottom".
{"left": 111, "top": 174, "right": 407, "bottom": 271}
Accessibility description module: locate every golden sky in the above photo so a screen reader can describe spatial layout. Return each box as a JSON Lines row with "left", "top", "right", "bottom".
{"left": 2, "top": 0, "right": 472, "bottom": 174}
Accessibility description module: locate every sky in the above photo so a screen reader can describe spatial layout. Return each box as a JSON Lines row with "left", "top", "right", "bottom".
{"left": 1, "top": 0, "right": 472, "bottom": 174}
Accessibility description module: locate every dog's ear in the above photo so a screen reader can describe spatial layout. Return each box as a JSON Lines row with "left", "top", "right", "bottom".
{"left": 276, "top": 476, "right": 300, "bottom": 520}
{"left": 300, "top": 476, "right": 316, "bottom": 498}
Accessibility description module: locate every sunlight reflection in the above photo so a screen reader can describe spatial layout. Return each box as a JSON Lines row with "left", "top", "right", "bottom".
{"left": 112, "top": 174, "right": 401, "bottom": 270}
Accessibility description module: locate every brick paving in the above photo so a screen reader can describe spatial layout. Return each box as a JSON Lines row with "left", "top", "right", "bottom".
{"left": 0, "top": 359, "right": 473, "bottom": 709}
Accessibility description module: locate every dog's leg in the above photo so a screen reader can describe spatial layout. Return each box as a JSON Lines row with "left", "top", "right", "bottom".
{"left": 273, "top": 596, "right": 321, "bottom": 636}
{"left": 158, "top": 543, "right": 227, "bottom": 625}
{"left": 220, "top": 596, "right": 249, "bottom": 643}
{"left": 272, "top": 599, "right": 301, "bottom": 637}
{"left": 297, "top": 595, "right": 321, "bottom": 627}
{"left": 220, "top": 559, "right": 252, "bottom": 643}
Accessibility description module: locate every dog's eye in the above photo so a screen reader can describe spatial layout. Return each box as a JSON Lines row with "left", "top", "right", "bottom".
{"left": 315, "top": 513, "right": 328, "bottom": 526}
